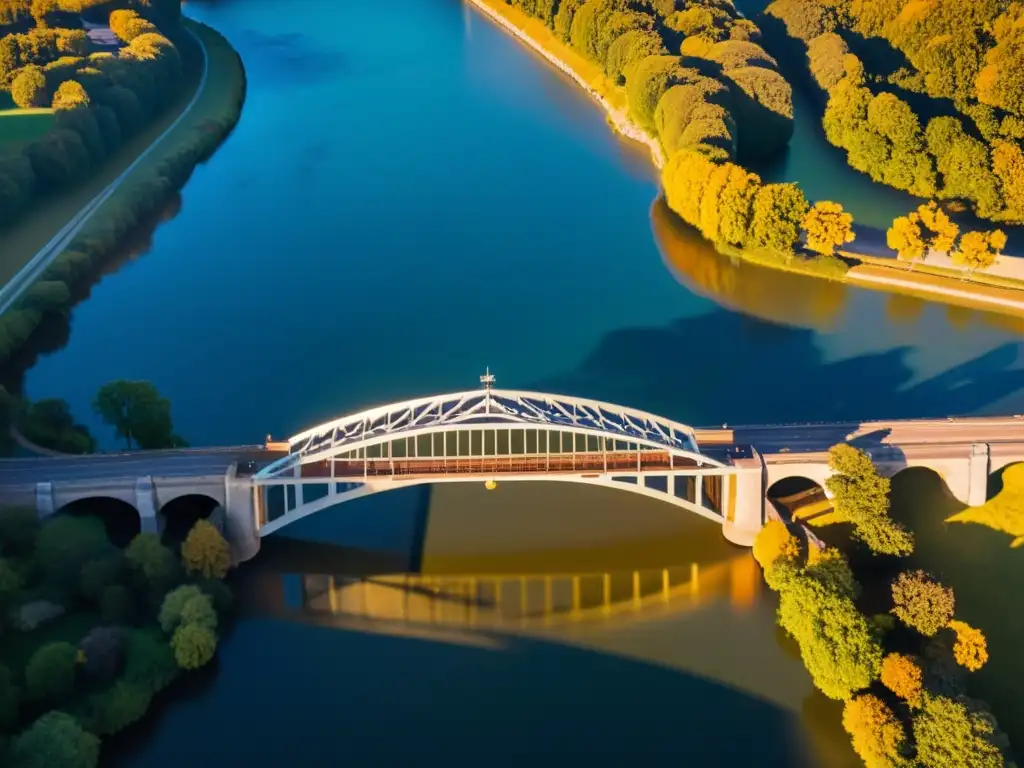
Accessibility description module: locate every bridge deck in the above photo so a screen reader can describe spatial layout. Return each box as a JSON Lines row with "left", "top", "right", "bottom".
{"left": 295, "top": 451, "right": 702, "bottom": 480}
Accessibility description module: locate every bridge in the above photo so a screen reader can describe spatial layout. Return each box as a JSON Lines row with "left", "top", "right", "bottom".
{"left": 0, "top": 375, "right": 1021, "bottom": 563}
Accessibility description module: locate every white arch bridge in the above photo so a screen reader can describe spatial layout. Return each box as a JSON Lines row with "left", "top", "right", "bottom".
{"left": 250, "top": 387, "right": 753, "bottom": 546}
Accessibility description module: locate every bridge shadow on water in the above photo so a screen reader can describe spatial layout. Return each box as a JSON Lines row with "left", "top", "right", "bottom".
{"left": 527, "top": 309, "right": 1024, "bottom": 428}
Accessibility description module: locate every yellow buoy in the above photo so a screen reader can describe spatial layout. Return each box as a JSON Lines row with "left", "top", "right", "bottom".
{"left": 485, "top": 479, "right": 498, "bottom": 490}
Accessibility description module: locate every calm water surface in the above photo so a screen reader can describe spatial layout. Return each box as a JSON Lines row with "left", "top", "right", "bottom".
{"left": 14, "top": 0, "right": 1024, "bottom": 764}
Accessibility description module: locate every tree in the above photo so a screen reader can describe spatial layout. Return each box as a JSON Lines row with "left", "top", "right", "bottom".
{"left": 87, "top": 680, "right": 152, "bottom": 736}
{"left": 842, "top": 694, "right": 909, "bottom": 768}
{"left": 949, "top": 620, "right": 988, "bottom": 671}
{"left": 99, "top": 584, "right": 135, "bottom": 625}
{"left": 181, "top": 519, "right": 231, "bottom": 580}
{"left": 35, "top": 515, "right": 112, "bottom": 589}
{"left": 125, "top": 533, "right": 180, "bottom": 597}
{"left": 625, "top": 55, "right": 691, "bottom": 132}
{"left": 10, "top": 64, "right": 47, "bottom": 108}
{"left": 25, "top": 642, "right": 76, "bottom": 703}
{"left": 122, "top": 628, "right": 179, "bottom": 693}
{"left": 802, "top": 201, "right": 855, "bottom": 256}
{"left": 887, "top": 213, "right": 927, "bottom": 265}
{"left": 805, "top": 547, "right": 859, "bottom": 600}
{"left": 0, "top": 557, "right": 22, "bottom": 614}
{"left": 78, "top": 627, "right": 125, "bottom": 684}
{"left": 881, "top": 653, "right": 923, "bottom": 703}
{"left": 179, "top": 593, "right": 218, "bottom": 633}
{"left": 890, "top": 570, "right": 955, "bottom": 636}
{"left": 825, "top": 444, "right": 914, "bottom": 556}
{"left": 752, "top": 519, "right": 800, "bottom": 573}
{"left": 171, "top": 623, "right": 217, "bottom": 670}
{"left": 953, "top": 230, "right": 1005, "bottom": 273}
{"left": 912, "top": 694, "right": 1004, "bottom": 768}
{"left": 50, "top": 79, "right": 88, "bottom": 111}
{"left": 92, "top": 380, "right": 182, "bottom": 450}
{"left": 0, "top": 506, "right": 40, "bottom": 556}
{"left": 79, "top": 553, "right": 124, "bottom": 602}
{"left": 9, "top": 711, "right": 100, "bottom": 768}
{"left": 916, "top": 201, "right": 959, "bottom": 253}
{"left": 748, "top": 182, "right": 809, "bottom": 253}
{"left": 158, "top": 584, "right": 206, "bottom": 633}
{"left": 604, "top": 28, "right": 666, "bottom": 82}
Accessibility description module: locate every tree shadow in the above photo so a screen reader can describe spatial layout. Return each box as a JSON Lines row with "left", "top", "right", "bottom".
{"left": 528, "top": 309, "right": 1024, "bottom": 428}
{"left": 0, "top": 192, "right": 185, "bottom": 397}
{"left": 104, "top": 613, "right": 816, "bottom": 767}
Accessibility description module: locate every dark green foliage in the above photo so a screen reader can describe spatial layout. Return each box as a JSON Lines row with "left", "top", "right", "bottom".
{"left": 0, "top": 506, "right": 39, "bottom": 557}
{"left": 79, "top": 554, "right": 125, "bottom": 602}
{"left": 83, "top": 680, "right": 151, "bottom": 736}
{"left": 196, "top": 577, "right": 233, "bottom": 616}
{"left": 25, "top": 128, "right": 91, "bottom": 190}
{"left": 18, "top": 397, "right": 95, "bottom": 455}
{"left": 122, "top": 628, "right": 179, "bottom": 693}
{"left": 92, "top": 380, "right": 183, "bottom": 450}
{"left": 99, "top": 584, "right": 135, "bottom": 625}
{"left": 0, "top": 664, "right": 19, "bottom": 733}
{"left": 36, "top": 515, "right": 111, "bottom": 589}
{"left": 125, "top": 533, "right": 180, "bottom": 599}
{"left": 9, "top": 711, "right": 99, "bottom": 768}
{"left": 24, "top": 641, "right": 76, "bottom": 702}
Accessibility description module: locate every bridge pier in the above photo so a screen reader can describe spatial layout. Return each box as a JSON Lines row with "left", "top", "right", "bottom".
{"left": 135, "top": 476, "right": 161, "bottom": 534}
{"left": 967, "top": 443, "right": 990, "bottom": 507}
{"left": 721, "top": 454, "right": 766, "bottom": 547}
{"left": 225, "top": 466, "right": 261, "bottom": 564}
{"left": 35, "top": 482, "right": 55, "bottom": 520}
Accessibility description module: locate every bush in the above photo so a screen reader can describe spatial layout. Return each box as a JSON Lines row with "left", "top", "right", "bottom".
{"left": 0, "top": 664, "right": 19, "bottom": 733}
{"left": 99, "top": 584, "right": 135, "bottom": 625}
{"left": 35, "top": 515, "right": 112, "bottom": 589}
{"left": 181, "top": 519, "right": 231, "bottom": 579}
{"left": 109, "top": 9, "right": 158, "bottom": 43}
{"left": 125, "top": 532, "right": 180, "bottom": 598}
{"left": 9, "top": 711, "right": 100, "bottom": 768}
{"left": 51, "top": 79, "right": 89, "bottom": 111}
{"left": 0, "top": 506, "right": 40, "bottom": 556}
{"left": 86, "top": 680, "right": 152, "bottom": 736}
{"left": 0, "top": 556, "right": 23, "bottom": 612}
{"left": 122, "top": 628, "right": 178, "bottom": 694}
{"left": 752, "top": 519, "right": 799, "bottom": 572}
{"left": 78, "top": 627, "right": 125, "bottom": 684}
{"left": 25, "top": 641, "right": 77, "bottom": 703}
{"left": 171, "top": 623, "right": 217, "bottom": 670}
{"left": 890, "top": 570, "right": 955, "bottom": 636}
{"left": 158, "top": 584, "right": 206, "bottom": 633}
{"left": 10, "top": 64, "right": 47, "bottom": 107}
{"left": 196, "top": 577, "right": 233, "bottom": 615}
{"left": 912, "top": 694, "right": 1004, "bottom": 768}
{"left": 79, "top": 554, "right": 125, "bottom": 602}
{"left": 841, "top": 694, "right": 908, "bottom": 768}
{"left": 179, "top": 593, "right": 217, "bottom": 632}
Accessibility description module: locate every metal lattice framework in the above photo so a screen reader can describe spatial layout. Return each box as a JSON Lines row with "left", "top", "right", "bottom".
{"left": 254, "top": 388, "right": 723, "bottom": 481}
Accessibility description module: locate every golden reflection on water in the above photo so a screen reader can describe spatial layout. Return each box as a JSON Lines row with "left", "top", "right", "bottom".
{"left": 651, "top": 198, "right": 848, "bottom": 331}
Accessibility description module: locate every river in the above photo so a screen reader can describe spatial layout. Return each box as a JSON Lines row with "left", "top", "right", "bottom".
{"left": 13, "top": 0, "right": 1024, "bottom": 764}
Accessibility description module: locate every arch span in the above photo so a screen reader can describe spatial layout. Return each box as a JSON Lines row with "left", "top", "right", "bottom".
{"left": 159, "top": 493, "right": 221, "bottom": 543}
{"left": 55, "top": 496, "right": 141, "bottom": 547}
{"left": 765, "top": 476, "right": 831, "bottom": 525}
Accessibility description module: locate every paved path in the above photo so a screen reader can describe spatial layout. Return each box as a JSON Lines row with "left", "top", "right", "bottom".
{"left": 0, "top": 26, "right": 210, "bottom": 317}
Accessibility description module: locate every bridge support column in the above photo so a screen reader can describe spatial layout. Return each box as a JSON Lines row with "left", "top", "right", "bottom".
{"left": 35, "top": 482, "right": 55, "bottom": 520}
{"left": 225, "top": 466, "right": 261, "bottom": 564}
{"left": 135, "top": 476, "right": 161, "bottom": 535}
{"left": 967, "top": 443, "right": 991, "bottom": 507}
{"left": 722, "top": 455, "right": 766, "bottom": 547}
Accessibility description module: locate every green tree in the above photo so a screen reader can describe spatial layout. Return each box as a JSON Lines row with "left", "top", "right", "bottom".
{"left": 752, "top": 519, "right": 800, "bottom": 573}
{"left": 604, "top": 28, "right": 665, "bottom": 82}
{"left": 99, "top": 584, "right": 135, "bottom": 625}
{"left": 125, "top": 533, "right": 179, "bottom": 598}
{"left": 79, "top": 553, "right": 125, "bottom": 602}
{"left": 92, "top": 380, "right": 183, "bottom": 449}
{"left": 87, "top": 680, "right": 152, "bottom": 736}
{"left": 122, "top": 628, "right": 178, "bottom": 693}
{"left": 625, "top": 55, "right": 690, "bottom": 132}
{"left": 890, "top": 570, "right": 955, "bottom": 636}
{"left": 50, "top": 79, "right": 88, "bottom": 111}
{"left": 802, "top": 201, "right": 855, "bottom": 256}
{"left": 179, "top": 593, "right": 218, "bottom": 633}
{"left": 158, "top": 584, "right": 206, "bottom": 634}
{"left": 10, "top": 64, "right": 47, "bottom": 108}
{"left": 0, "top": 506, "right": 40, "bottom": 556}
{"left": 9, "top": 711, "right": 100, "bottom": 768}
{"left": 0, "top": 557, "right": 22, "bottom": 614}
{"left": 170, "top": 623, "right": 217, "bottom": 670}
{"left": 24, "top": 642, "right": 76, "bottom": 703}
{"left": 912, "top": 694, "right": 1005, "bottom": 768}
{"left": 181, "top": 519, "right": 231, "bottom": 580}
{"left": 825, "top": 444, "right": 914, "bottom": 556}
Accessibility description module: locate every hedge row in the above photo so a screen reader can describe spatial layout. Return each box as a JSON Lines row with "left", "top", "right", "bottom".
{"left": 0, "top": 23, "right": 246, "bottom": 367}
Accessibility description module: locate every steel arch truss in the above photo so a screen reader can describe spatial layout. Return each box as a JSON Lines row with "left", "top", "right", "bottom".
{"left": 255, "top": 389, "right": 719, "bottom": 481}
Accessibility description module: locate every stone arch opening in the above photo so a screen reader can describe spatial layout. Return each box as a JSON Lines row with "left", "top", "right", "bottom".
{"left": 888, "top": 466, "right": 962, "bottom": 510}
{"left": 57, "top": 497, "right": 140, "bottom": 548}
{"left": 766, "top": 476, "right": 830, "bottom": 524}
{"left": 160, "top": 494, "right": 220, "bottom": 546}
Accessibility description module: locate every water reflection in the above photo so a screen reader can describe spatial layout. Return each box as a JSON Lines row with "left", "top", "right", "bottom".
{"left": 652, "top": 198, "right": 848, "bottom": 330}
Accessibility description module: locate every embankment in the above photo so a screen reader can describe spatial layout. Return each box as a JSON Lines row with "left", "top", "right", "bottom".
{"left": 464, "top": 0, "right": 1024, "bottom": 319}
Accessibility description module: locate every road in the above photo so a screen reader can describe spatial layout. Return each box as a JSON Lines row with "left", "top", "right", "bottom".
{"left": 0, "top": 27, "right": 209, "bottom": 317}
{"left": 0, "top": 416, "right": 1020, "bottom": 488}
{"left": 0, "top": 447, "right": 278, "bottom": 486}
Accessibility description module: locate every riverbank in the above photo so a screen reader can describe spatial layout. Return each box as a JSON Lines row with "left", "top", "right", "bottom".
{"left": 0, "top": 19, "right": 247, "bottom": 367}
{"left": 464, "top": 0, "right": 1024, "bottom": 319}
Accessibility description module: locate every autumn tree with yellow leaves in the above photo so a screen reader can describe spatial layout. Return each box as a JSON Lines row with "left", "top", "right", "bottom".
{"left": 842, "top": 694, "right": 910, "bottom": 768}
{"left": 802, "top": 201, "right": 855, "bottom": 256}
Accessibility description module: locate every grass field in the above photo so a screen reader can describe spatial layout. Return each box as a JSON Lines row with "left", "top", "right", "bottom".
{"left": 0, "top": 24, "right": 212, "bottom": 287}
{"left": 0, "top": 107, "right": 55, "bottom": 151}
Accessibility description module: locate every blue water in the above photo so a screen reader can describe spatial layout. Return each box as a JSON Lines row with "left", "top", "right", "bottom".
{"left": 11, "top": 0, "right": 1024, "bottom": 763}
